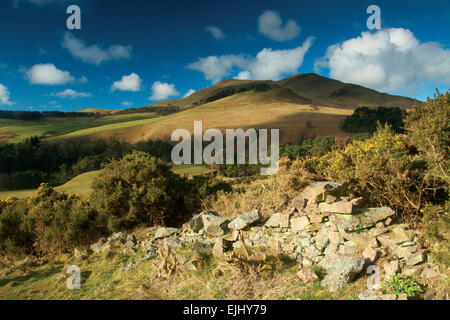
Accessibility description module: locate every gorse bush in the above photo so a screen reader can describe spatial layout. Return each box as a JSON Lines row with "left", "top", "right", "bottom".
{"left": 305, "top": 125, "right": 425, "bottom": 211}
{"left": 404, "top": 90, "right": 449, "bottom": 192}
{"left": 90, "top": 151, "right": 188, "bottom": 231}
{"left": 90, "top": 151, "right": 231, "bottom": 231}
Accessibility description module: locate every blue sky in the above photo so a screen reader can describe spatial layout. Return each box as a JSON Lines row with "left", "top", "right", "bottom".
{"left": 0, "top": 0, "right": 449, "bottom": 111}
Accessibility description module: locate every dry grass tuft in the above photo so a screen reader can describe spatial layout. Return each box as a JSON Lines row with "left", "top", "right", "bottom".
{"left": 206, "top": 158, "right": 315, "bottom": 218}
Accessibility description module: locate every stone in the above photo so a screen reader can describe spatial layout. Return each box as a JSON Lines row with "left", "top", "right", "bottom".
{"left": 383, "top": 260, "right": 400, "bottom": 279}
{"left": 90, "top": 241, "right": 104, "bottom": 253}
{"left": 297, "top": 269, "right": 319, "bottom": 284}
{"left": 228, "top": 209, "right": 260, "bottom": 230}
{"left": 309, "top": 212, "right": 323, "bottom": 223}
{"left": 300, "top": 181, "right": 348, "bottom": 204}
{"left": 154, "top": 227, "right": 178, "bottom": 240}
{"left": 304, "top": 245, "right": 322, "bottom": 262}
{"left": 282, "top": 243, "right": 296, "bottom": 254}
{"left": 319, "top": 200, "right": 353, "bottom": 214}
{"left": 212, "top": 238, "right": 232, "bottom": 257}
{"left": 358, "top": 289, "right": 401, "bottom": 300}
{"left": 193, "top": 241, "right": 213, "bottom": 258}
{"left": 314, "top": 231, "right": 330, "bottom": 252}
{"left": 329, "top": 231, "right": 341, "bottom": 244}
{"left": 325, "top": 195, "right": 337, "bottom": 204}
{"left": 330, "top": 207, "right": 394, "bottom": 232}
{"left": 164, "top": 236, "right": 182, "bottom": 250}
{"left": 265, "top": 212, "right": 290, "bottom": 228}
{"left": 126, "top": 234, "right": 137, "bottom": 247}
{"left": 339, "top": 230, "right": 378, "bottom": 248}
{"left": 189, "top": 213, "right": 206, "bottom": 233}
{"left": 290, "top": 216, "right": 310, "bottom": 232}
{"left": 144, "top": 246, "right": 158, "bottom": 260}
{"left": 302, "top": 257, "right": 314, "bottom": 267}
{"left": 407, "top": 252, "right": 425, "bottom": 266}
{"left": 322, "top": 255, "right": 365, "bottom": 292}
{"left": 368, "top": 227, "right": 389, "bottom": 237}
{"left": 109, "top": 231, "right": 126, "bottom": 243}
{"left": 362, "top": 247, "right": 378, "bottom": 263}
{"left": 202, "top": 214, "right": 230, "bottom": 237}
{"left": 290, "top": 196, "right": 307, "bottom": 212}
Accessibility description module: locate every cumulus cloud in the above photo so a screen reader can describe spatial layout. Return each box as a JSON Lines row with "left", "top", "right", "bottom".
{"left": 13, "top": 0, "right": 73, "bottom": 7}
{"left": 62, "top": 32, "right": 132, "bottom": 66}
{"left": 53, "top": 89, "right": 92, "bottom": 99}
{"left": 183, "top": 89, "right": 197, "bottom": 98}
{"left": 111, "top": 73, "right": 142, "bottom": 92}
{"left": 314, "top": 28, "right": 450, "bottom": 93}
{"left": 149, "top": 81, "right": 179, "bottom": 101}
{"left": 26, "top": 63, "right": 75, "bottom": 85}
{"left": 258, "top": 10, "right": 301, "bottom": 42}
{"left": 121, "top": 101, "right": 133, "bottom": 107}
{"left": 0, "top": 84, "right": 14, "bottom": 105}
{"left": 188, "top": 55, "right": 247, "bottom": 83}
{"left": 188, "top": 37, "right": 314, "bottom": 83}
{"left": 205, "top": 26, "right": 225, "bottom": 40}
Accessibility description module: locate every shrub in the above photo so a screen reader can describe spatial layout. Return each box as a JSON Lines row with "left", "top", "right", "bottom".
{"left": 381, "top": 274, "right": 424, "bottom": 299}
{"left": 305, "top": 125, "right": 427, "bottom": 212}
{"left": 404, "top": 90, "right": 449, "bottom": 190}
{"left": 90, "top": 151, "right": 191, "bottom": 231}
{"left": 341, "top": 106, "right": 407, "bottom": 133}
{"left": 0, "top": 200, "right": 35, "bottom": 257}
{"left": 25, "top": 184, "right": 104, "bottom": 255}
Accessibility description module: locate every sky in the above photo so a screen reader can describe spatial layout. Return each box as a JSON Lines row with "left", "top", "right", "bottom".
{"left": 0, "top": 0, "right": 449, "bottom": 112}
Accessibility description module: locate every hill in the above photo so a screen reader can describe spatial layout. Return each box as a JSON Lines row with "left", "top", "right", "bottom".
{"left": 150, "top": 73, "right": 417, "bottom": 110}
{"left": 1, "top": 73, "right": 418, "bottom": 144}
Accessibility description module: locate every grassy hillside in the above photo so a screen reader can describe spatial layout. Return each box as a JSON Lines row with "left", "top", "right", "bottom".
{"left": 83, "top": 89, "right": 354, "bottom": 145}
{"left": 0, "top": 165, "right": 214, "bottom": 199}
{"left": 0, "top": 112, "right": 158, "bottom": 143}
{"left": 0, "top": 73, "right": 418, "bottom": 145}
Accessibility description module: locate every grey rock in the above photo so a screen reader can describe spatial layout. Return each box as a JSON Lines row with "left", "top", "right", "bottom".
{"left": 322, "top": 255, "right": 365, "bottom": 292}
{"left": 319, "top": 200, "right": 353, "bottom": 214}
{"left": 290, "top": 216, "right": 310, "bottom": 232}
{"left": 202, "top": 214, "right": 230, "bottom": 236}
{"left": 228, "top": 209, "right": 260, "bottom": 230}
{"left": 325, "top": 195, "right": 337, "bottom": 204}
{"left": 154, "top": 227, "right": 178, "bottom": 240}
{"left": 300, "top": 181, "right": 348, "bottom": 204}
{"left": 164, "top": 236, "right": 182, "bottom": 250}
{"left": 265, "top": 212, "right": 290, "bottom": 228}
{"left": 407, "top": 252, "right": 425, "bottom": 266}
{"left": 383, "top": 260, "right": 400, "bottom": 279}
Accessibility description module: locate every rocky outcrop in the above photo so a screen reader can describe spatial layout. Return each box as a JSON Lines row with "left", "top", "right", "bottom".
{"left": 83, "top": 181, "right": 441, "bottom": 299}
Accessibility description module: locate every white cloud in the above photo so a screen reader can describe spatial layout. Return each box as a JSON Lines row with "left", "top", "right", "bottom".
{"left": 205, "top": 26, "right": 225, "bottom": 40}
{"left": 149, "top": 81, "right": 180, "bottom": 101}
{"left": 188, "top": 55, "right": 247, "bottom": 83}
{"left": 258, "top": 10, "right": 301, "bottom": 42}
{"left": 62, "top": 32, "right": 132, "bottom": 66}
{"left": 111, "top": 73, "right": 142, "bottom": 92}
{"left": 183, "top": 89, "right": 196, "bottom": 98}
{"left": 53, "top": 89, "right": 92, "bottom": 99}
{"left": 121, "top": 101, "right": 133, "bottom": 107}
{"left": 314, "top": 28, "right": 450, "bottom": 93}
{"left": 0, "top": 84, "right": 14, "bottom": 105}
{"left": 13, "top": 0, "right": 73, "bottom": 7}
{"left": 188, "top": 37, "right": 314, "bottom": 83}
{"left": 26, "top": 63, "right": 75, "bottom": 85}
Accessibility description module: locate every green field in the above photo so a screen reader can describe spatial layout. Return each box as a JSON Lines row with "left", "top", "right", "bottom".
{"left": 0, "top": 112, "right": 160, "bottom": 143}
{"left": 0, "top": 165, "right": 215, "bottom": 199}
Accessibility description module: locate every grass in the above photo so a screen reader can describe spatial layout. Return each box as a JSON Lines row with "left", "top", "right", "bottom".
{"left": 0, "top": 113, "right": 159, "bottom": 143}
{"left": 0, "top": 165, "right": 214, "bottom": 199}
{"left": 0, "top": 236, "right": 368, "bottom": 300}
